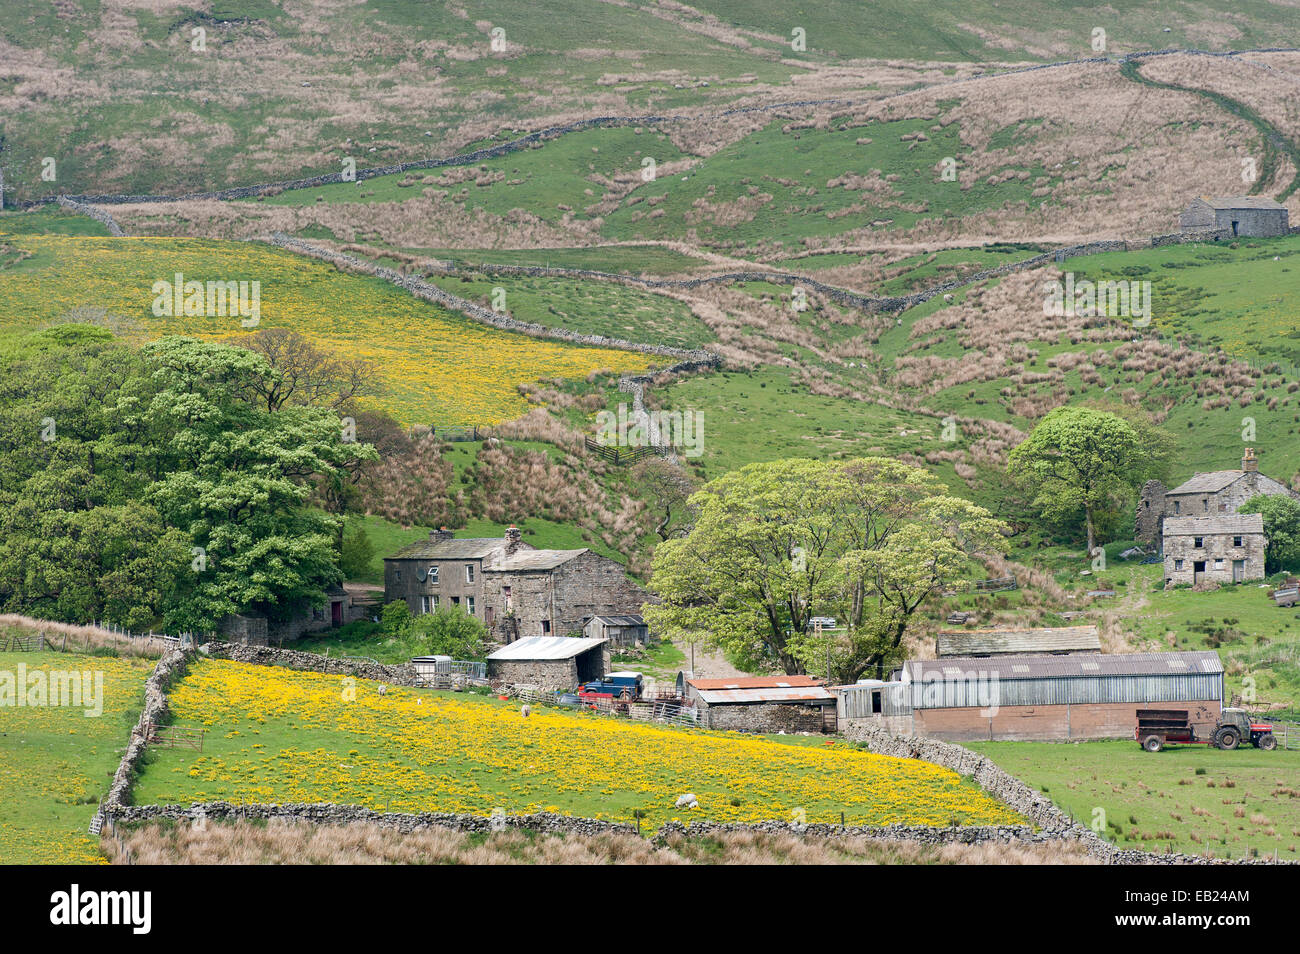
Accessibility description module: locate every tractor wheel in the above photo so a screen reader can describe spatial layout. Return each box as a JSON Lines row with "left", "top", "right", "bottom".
{"left": 1257, "top": 733, "right": 1278, "bottom": 751}
{"left": 1142, "top": 734, "right": 1164, "bottom": 753}
{"left": 1215, "top": 727, "right": 1241, "bottom": 750}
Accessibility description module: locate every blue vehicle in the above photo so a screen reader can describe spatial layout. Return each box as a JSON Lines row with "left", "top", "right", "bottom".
{"left": 580, "top": 670, "right": 643, "bottom": 701}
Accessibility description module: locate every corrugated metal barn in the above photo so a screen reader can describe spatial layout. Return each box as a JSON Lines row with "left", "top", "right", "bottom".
{"left": 837, "top": 651, "right": 1224, "bottom": 741}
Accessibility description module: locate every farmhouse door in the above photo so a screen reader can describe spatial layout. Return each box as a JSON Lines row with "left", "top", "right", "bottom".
{"left": 331, "top": 600, "right": 343, "bottom": 626}
{"left": 1233, "top": 560, "right": 1245, "bottom": 583}
{"left": 1194, "top": 561, "right": 1205, "bottom": 585}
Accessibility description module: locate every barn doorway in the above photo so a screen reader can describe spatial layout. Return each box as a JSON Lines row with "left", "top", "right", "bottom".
{"left": 331, "top": 600, "right": 343, "bottom": 626}
{"left": 1194, "top": 560, "right": 1206, "bottom": 585}
{"left": 1232, "top": 559, "right": 1245, "bottom": 583}
{"left": 1231, "top": 220, "right": 1240, "bottom": 236}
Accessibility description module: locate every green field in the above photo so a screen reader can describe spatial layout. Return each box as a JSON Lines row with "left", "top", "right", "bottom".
{"left": 602, "top": 117, "right": 1057, "bottom": 250}
{"left": 971, "top": 740, "right": 1300, "bottom": 859}
{"left": 130, "top": 657, "right": 1024, "bottom": 828}
{"left": 0, "top": 650, "right": 153, "bottom": 864}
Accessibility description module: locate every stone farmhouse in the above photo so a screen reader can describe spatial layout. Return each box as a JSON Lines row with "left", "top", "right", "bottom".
{"left": 1136, "top": 448, "right": 1297, "bottom": 546}
{"left": 1178, "top": 196, "right": 1290, "bottom": 238}
{"left": 383, "top": 527, "right": 649, "bottom": 642}
{"left": 1162, "top": 513, "right": 1266, "bottom": 587}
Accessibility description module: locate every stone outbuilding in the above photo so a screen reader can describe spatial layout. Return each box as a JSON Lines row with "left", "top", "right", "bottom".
{"left": 581, "top": 614, "right": 649, "bottom": 648}
{"left": 1162, "top": 513, "right": 1266, "bottom": 587}
{"left": 1179, "top": 196, "right": 1290, "bottom": 238}
{"left": 1136, "top": 448, "right": 1297, "bottom": 545}
{"left": 486, "top": 635, "right": 609, "bottom": 690}
{"left": 685, "top": 676, "right": 837, "bottom": 734}
{"left": 384, "top": 527, "right": 649, "bottom": 642}
{"left": 935, "top": 625, "right": 1100, "bottom": 658}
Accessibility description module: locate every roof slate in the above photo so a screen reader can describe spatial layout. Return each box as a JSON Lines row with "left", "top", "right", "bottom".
{"left": 936, "top": 625, "right": 1100, "bottom": 657}
{"left": 1162, "top": 513, "right": 1265, "bottom": 536}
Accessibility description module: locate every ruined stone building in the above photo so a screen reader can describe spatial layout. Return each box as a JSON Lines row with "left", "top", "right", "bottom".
{"left": 1136, "top": 448, "right": 1297, "bottom": 546}
{"left": 1179, "top": 196, "right": 1290, "bottom": 238}
{"left": 383, "top": 527, "right": 649, "bottom": 642}
{"left": 1162, "top": 513, "right": 1266, "bottom": 587}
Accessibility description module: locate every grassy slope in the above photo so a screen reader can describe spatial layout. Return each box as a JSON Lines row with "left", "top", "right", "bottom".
{"left": 601, "top": 117, "right": 1056, "bottom": 250}
{"left": 0, "top": 650, "right": 153, "bottom": 864}
{"left": 0, "top": 232, "right": 654, "bottom": 426}
{"left": 970, "top": 740, "right": 1300, "bottom": 858}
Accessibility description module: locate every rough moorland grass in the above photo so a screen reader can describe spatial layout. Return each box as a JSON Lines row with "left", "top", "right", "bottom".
{"left": 130, "top": 658, "right": 1023, "bottom": 828}
{"left": 601, "top": 117, "right": 1057, "bottom": 249}
{"left": 442, "top": 273, "right": 715, "bottom": 350}
{"left": 970, "top": 740, "right": 1300, "bottom": 859}
{"left": 103, "top": 818, "right": 1096, "bottom": 865}
{"left": 0, "top": 650, "right": 154, "bottom": 864}
{"left": 260, "top": 127, "right": 690, "bottom": 224}
{"left": 0, "top": 233, "right": 653, "bottom": 426}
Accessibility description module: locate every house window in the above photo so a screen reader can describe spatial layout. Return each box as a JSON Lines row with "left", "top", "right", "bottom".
{"left": 428, "top": 566, "right": 439, "bottom": 584}
{"left": 432, "top": 596, "right": 439, "bottom": 610}
{"left": 542, "top": 619, "right": 551, "bottom": 634}
{"left": 503, "top": 586, "right": 512, "bottom": 612}
{"left": 395, "top": 569, "right": 402, "bottom": 582}
{"left": 1174, "top": 501, "right": 1181, "bottom": 514}
{"left": 467, "top": 597, "right": 476, "bottom": 616}
{"left": 1193, "top": 537, "right": 1203, "bottom": 548}
{"left": 1214, "top": 559, "right": 1225, "bottom": 570}
{"left": 1202, "top": 499, "right": 1208, "bottom": 512}
{"left": 420, "top": 596, "right": 431, "bottom": 614}
{"left": 1174, "top": 559, "right": 1184, "bottom": 571}
{"left": 451, "top": 596, "right": 460, "bottom": 606}
{"left": 465, "top": 564, "right": 475, "bottom": 583}
{"left": 1233, "top": 535, "right": 1243, "bottom": 548}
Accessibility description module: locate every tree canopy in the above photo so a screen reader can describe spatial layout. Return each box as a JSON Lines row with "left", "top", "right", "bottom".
{"left": 644, "top": 457, "right": 1007, "bottom": 680}
{"left": 1239, "top": 494, "right": 1300, "bottom": 574}
{"left": 0, "top": 328, "right": 375, "bottom": 631}
{"left": 1006, "top": 406, "right": 1151, "bottom": 552}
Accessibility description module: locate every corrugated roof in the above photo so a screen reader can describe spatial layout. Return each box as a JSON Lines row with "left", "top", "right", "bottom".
{"left": 1198, "top": 196, "right": 1287, "bottom": 210}
{"left": 936, "top": 625, "right": 1100, "bottom": 657}
{"left": 487, "top": 636, "right": 606, "bottom": 661}
{"left": 386, "top": 537, "right": 504, "bottom": 560}
{"left": 1163, "top": 513, "right": 1264, "bottom": 536}
{"left": 905, "top": 651, "right": 1224, "bottom": 681}
{"left": 695, "top": 686, "right": 835, "bottom": 705}
{"left": 1166, "top": 471, "right": 1243, "bottom": 495}
{"left": 493, "top": 549, "right": 586, "bottom": 571}
{"left": 688, "top": 675, "right": 824, "bottom": 690}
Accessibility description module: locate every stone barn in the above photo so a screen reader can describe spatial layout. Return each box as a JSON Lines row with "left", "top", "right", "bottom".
{"left": 841, "top": 651, "right": 1224, "bottom": 742}
{"left": 1179, "top": 196, "right": 1290, "bottom": 238}
{"left": 685, "top": 676, "right": 837, "bottom": 734}
{"left": 384, "top": 527, "right": 649, "bottom": 642}
{"left": 582, "top": 614, "right": 649, "bottom": 648}
{"left": 486, "top": 635, "right": 609, "bottom": 690}
{"left": 1163, "top": 513, "right": 1266, "bottom": 587}
{"left": 1136, "top": 448, "right": 1297, "bottom": 546}
{"left": 935, "top": 625, "right": 1100, "bottom": 658}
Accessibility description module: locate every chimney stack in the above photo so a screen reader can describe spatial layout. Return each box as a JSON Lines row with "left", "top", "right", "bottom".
{"left": 1242, "top": 447, "right": 1259, "bottom": 473}
{"left": 505, "top": 525, "right": 522, "bottom": 554}
{"left": 429, "top": 528, "right": 454, "bottom": 543}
